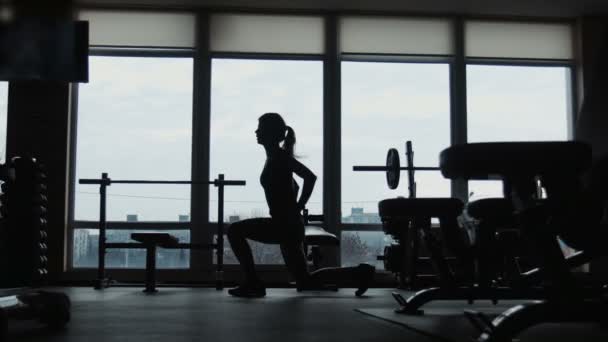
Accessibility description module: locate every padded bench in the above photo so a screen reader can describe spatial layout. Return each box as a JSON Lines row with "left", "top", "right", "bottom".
{"left": 378, "top": 197, "right": 465, "bottom": 289}
{"left": 303, "top": 210, "right": 339, "bottom": 269}
{"left": 130, "top": 219, "right": 339, "bottom": 292}
{"left": 438, "top": 141, "right": 603, "bottom": 342}
{"left": 130, "top": 233, "right": 179, "bottom": 293}
{"left": 439, "top": 141, "right": 591, "bottom": 181}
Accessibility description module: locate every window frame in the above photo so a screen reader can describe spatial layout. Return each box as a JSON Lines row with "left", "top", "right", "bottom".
{"left": 336, "top": 18, "right": 577, "bottom": 269}
{"left": 207, "top": 51, "right": 325, "bottom": 268}
{"left": 67, "top": 47, "right": 196, "bottom": 272}
{"left": 65, "top": 10, "right": 578, "bottom": 277}
{"left": 339, "top": 54, "right": 454, "bottom": 233}
{"left": 463, "top": 59, "right": 576, "bottom": 201}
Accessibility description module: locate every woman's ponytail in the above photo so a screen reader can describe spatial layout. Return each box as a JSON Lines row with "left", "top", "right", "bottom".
{"left": 283, "top": 126, "right": 296, "bottom": 157}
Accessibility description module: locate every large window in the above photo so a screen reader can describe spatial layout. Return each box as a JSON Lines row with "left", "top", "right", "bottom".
{"left": 464, "top": 20, "right": 573, "bottom": 199}
{"left": 74, "top": 56, "right": 193, "bottom": 222}
{"left": 0, "top": 82, "right": 7, "bottom": 163}
{"left": 341, "top": 62, "right": 451, "bottom": 222}
{"left": 73, "top": 56, "right": 193, "bottom": 268}
{"left": 210, "top": 59, "right": 324, "bottom": 222}
{"left": 67, "top": 11, "right": 575, "bottom": 274}
{"left": 467, "top": 65, "right": 571, "bottom": 200}
{"left": 340, "top": 61, "right": 451, "bottom": 268}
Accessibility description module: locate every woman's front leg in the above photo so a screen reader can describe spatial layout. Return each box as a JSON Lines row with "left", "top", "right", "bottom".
{"left": 227, "top": 219, "right": 266, "bottom": 285}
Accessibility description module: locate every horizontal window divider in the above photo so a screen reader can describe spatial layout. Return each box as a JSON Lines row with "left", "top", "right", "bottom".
{"left": 465, "top": 57, "right": 573, "bottom": 67}
{"left": 210, "top": 52, "right": 323, "bottom": 61}
{"left": 105, "top": 242, "right": 216, "bottom": 249}
{"left": 340, "top": 224, "right": 382, "bottom": 231}
{"left": 89, "top": 46, "right": 196, "bottom": 57}
{"left": 106, "top": 242, "right": 144, "bottom": 248}
{"left": 65, "top": 267, "right": 191, "bottom": 273}
{"left": 72, "top": 220, "right": 191, "bottom": 229}
{"left": 341, "top": 53, "right": 453, "bottom": 64}
{"left": 340, "top": 223, "right": 442, "bottom": 231}
{"left": 67, "top": 264, "right": 284, "bottom": 272}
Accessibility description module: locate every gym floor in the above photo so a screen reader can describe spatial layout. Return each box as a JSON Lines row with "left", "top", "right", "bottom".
{"left": 8, "top": 287, "right": 608, "bottom": 342}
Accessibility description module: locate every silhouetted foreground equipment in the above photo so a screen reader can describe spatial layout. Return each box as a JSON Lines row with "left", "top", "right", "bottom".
{"left": 387, "top": 195, "right": 540, "bottom": 314}
{"left": 290, "top": 209, "right": 341, "bottom": 292}
{"left": 355, "top": 141, "right": 465, "bottom": 290}
{"left": 439, "top": 141, "right": 607, "bottom": 342}
{"left": 379, "top": 197, "right": 464, "bottom": 291}
{"left": 353, "top": 141, "right": 440, "bottom": 190}
{"left": 79, "top": 173, "right": 246, "bottom": 291}
{"left": 302, "top": 209, "right": 339, "bottom": 270}
{"left": 0, "top": 157, "right": 70, "bottom": 338}
{"left": 130, "top": 233, "right": 179, "bottom": 293}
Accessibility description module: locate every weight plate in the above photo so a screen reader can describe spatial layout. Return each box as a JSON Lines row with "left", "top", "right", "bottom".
{"left": 386, "top": 148, "right": 401, "bottom": 189}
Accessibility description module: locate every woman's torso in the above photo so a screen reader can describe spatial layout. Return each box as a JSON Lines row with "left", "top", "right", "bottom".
{"left": 260, "top": 150, "right": 302, "bottom": 224}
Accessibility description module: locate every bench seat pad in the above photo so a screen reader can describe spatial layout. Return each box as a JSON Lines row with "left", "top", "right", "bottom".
{"left": 131, "top": 233, "right": 179, "bottom": 248}
{"left": 466, "top": 198, "right": 514, "bottom": 221}
{"left": 304, "top": 226, "right": 339, "bottom": 246}
{"left": 439, "top": 142, "right": 591, "bottom": 180}
{"left": 379, "top": 197, "right": 464, "bottom": 219}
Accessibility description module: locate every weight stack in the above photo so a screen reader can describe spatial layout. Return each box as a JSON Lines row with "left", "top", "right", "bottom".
{"left": 0, "top": 157, "right": 49, "bottom": 288}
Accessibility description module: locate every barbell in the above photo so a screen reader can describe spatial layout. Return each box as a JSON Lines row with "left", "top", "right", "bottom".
{"left": 353, "top": 141, "right": 440, "bottom": 191}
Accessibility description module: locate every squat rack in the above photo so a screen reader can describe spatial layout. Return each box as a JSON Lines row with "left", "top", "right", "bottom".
{"left": 79, "top": 173, "right": 246, "bottom": 290}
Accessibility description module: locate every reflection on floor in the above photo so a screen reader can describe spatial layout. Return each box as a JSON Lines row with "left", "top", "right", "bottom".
{"left": 7, "top": 287, "right": 608, "bottom": 342}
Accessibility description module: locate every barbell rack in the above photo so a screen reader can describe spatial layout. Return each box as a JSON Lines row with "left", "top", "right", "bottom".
{"left": 79, "top": 173, "right": 246, "bottom": 290}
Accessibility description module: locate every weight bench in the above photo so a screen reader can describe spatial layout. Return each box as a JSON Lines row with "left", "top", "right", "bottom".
{"left": 302, "top": 210, "right": 339, "bottom": 270}
{"left": 439, "top": 141, "right": 608, "bottom": 342}
{"left": 378, "top": 197, "right": 465, "bottom": 290}
{"left": 130, "top": 233, "right": 179, "bottom": 293}
{"left": 464, "top": 198, "right": 521, "bottom": 287}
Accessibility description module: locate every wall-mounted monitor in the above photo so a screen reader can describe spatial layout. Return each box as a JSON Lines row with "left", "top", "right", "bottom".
{"left": 0, "top": 20, "right": 88, "bottom": 82}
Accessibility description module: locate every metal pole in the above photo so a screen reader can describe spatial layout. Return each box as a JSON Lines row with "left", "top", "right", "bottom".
{"left": 406, "top": 141, "right": 416, "bottom": 198}
{"left": 95, "top": 172, "right": 109, "bottom": 289}
{"left": 216, "top": 173, "right": 224, "bottom": 290}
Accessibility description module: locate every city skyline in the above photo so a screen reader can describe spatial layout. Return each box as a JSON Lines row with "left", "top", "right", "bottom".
{"left": 73, "top": 206, "right": 388, "bottom": 268}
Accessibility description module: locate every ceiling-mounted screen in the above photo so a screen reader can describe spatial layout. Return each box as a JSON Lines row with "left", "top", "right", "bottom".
{"left": 0, "top": 20, "right": 88, "bottom": 82}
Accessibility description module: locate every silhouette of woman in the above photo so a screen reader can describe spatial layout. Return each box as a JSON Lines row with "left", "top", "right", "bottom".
{"left": 227, "top": 113, "right": 375, "bottom": 298}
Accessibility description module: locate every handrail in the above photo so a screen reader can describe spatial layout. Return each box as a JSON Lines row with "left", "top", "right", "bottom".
{"left": 79, "top": 172, "right": 245, "bottom": 290}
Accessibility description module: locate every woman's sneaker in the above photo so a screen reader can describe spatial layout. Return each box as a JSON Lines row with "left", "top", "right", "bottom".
{"left": 355, "top": 263, "right": 375, "bottom": 297}
{"left": 228, "top": 283, "right": 266, "bottom": 298}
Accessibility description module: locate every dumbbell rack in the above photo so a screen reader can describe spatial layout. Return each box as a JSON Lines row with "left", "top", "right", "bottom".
{"left": 1, "top": 157, "right": 49, "bottom": 287}
{"left": 0, "top": 157, "right": 70, "bottom": 338}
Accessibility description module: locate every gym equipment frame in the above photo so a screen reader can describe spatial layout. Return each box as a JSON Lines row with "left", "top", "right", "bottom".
{"left": 353, "top": 140, "right": 440, "bottom": 192}
{"left": 79, "top": 173, "right": 245, "bottom": 290}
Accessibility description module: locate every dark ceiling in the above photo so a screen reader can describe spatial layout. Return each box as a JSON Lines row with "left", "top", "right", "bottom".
{"left": 76, "top": 0, "right": 608, "bottom": 18}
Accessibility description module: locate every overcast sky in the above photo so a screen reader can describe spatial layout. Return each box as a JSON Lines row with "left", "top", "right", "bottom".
{"left": 69, "top": 57, "right": 569, "bottom": 222}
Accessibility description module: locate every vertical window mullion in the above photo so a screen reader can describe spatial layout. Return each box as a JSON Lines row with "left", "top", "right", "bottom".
{"left": 567, "top": 65, "right": 578, "bottom": 140}
{"left": 324, "top": 14, "right": 341, "bottom": 266}
{"left": 66, "top": 83, "right": 80, "bottom": 270}
{"left": 450, "top": 17, "right": 468, "bottom": 201}
{"left": 191, "top": 11, "right": 213, "bottom": 273}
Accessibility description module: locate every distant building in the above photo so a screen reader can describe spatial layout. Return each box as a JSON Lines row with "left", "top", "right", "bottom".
{"left": 342, "top": 207, "right": 381, "bottom": 224}
{"left": 228, "top": 215, "right": 240, "bottom": 223}
{"left": 72, "top": 214, "right": 191, "bottom": 269}
{"left": 73, "top": 229, "right": 90, "bottom": 263}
